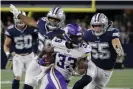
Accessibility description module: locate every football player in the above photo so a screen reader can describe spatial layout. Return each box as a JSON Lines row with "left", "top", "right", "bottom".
{"left": 10, "top": 4, "right": 65, "bottom": 89}
{"left": 4, "top": 11, "right": 38, "bottom": 89}
{"left": 39, "top": 23, "right": 91, "bottom": 89}
{"left": 72, "top": 13, "right": 124, "bottom": 89}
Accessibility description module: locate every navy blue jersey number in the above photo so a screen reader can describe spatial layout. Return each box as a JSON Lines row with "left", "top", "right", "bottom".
{"left": 57, "top": 53, "right": 77, "bottom": 70}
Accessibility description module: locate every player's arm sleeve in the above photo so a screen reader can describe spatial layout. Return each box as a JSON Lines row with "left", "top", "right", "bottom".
{"left": 112, "top": 29, "right": 124, "bottom": 57}
{"left": 18, "top": 14, "right": 37, "bottom": 28}
{"left": 32, "top": 29, "right": 39, "bottom": 54}
{"left": 38, "top": 33, "right": 46, "bottom": 51}
{"left": 36, "top": 17, "right": 47, "bottom": 32}
{"left": 33, "top": 29, "right": 39, "bottom": 39}
{"left": 5, "top": 30, "right": 12, "bottom": 38}
{"left": 112, "top": 29, "right": 120, "bottom": 39}
{"left": 84, "top": 44, "right": 92, "bottom": 61}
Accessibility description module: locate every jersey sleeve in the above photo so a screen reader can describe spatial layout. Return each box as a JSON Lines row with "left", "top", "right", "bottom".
{"left": 83, "top": 30, "right": 91, "bottom": 42}
{"left": 37, "top": 17, "right": 46, "bottom": 28}
{"left": 52, "top": 37, "right": 66, "bottom": 48}
{"left": 112, "top": 28, "right": 120, "bottom": 39}
{"left": 82, "top": 43, "right": 92, "bottom": 60}
{"left": 5, "top": 26, "right": 13, "bottom": 39}
{"left": 38, "top": 33, "right": 46, "bottom": 51}
{"left": 36, "top": 17, "right": 47, "bottom": 34}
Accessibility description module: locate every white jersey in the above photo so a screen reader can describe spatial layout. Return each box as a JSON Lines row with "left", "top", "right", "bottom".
{"left": 51, "top": 37, "right": 91, "bottom": 80}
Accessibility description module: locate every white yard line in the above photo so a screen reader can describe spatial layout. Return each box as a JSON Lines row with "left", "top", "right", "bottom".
{"left": 0, "top": 81, "right": 131, "bottom": 89}
{"left": 0, "top": 81, "right": 24, "bottom": 84}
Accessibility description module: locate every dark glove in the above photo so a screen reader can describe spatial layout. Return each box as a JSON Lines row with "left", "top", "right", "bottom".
{"left": 65, "top": 41, "right": 77, "bottom": 49}
{"left": 7, "top": 53, "right": 12, "bottom": 60}
{"left": 38, "top": 58, "right": 51, "bottom": 66}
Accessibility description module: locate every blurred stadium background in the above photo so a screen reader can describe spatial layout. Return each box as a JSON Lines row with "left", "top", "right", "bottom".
{"left": 1, "top": 0, "right": 133, "bottom": 89}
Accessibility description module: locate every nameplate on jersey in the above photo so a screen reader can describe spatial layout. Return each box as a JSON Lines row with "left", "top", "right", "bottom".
{"left": 54, "top": 47, "right": 85, "bottom": 59}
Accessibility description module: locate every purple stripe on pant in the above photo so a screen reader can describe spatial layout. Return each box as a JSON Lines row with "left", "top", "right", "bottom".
{"left": 45, "top": 68, "right": 68, "bottom": 89}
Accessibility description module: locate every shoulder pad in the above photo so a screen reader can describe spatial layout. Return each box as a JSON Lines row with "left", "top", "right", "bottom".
{"left": 87, "top": 28, "right": 92, "bottom": 31}
{"left": 41, "top": 17, "right": 47, "bottom": 21}
{"left": 108, "top": 27, "right": 119, "bottom": 32}
{"left": 37, "top": 17, "right": 47, "bottom": 24}
{"left": 7, "top": 25, "right": 14, "bottom": 30}
{"left": 108, "top": 28, "right": 120, "bottom": 38}
{"left": 5, "top": 30, "right": 11, "bottom": 36}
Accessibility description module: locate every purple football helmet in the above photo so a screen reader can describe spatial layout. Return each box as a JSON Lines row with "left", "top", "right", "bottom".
{"left": 64, "top": 23, "right": 83, "bottom": 44}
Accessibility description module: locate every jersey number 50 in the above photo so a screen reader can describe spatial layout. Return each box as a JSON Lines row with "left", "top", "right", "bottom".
{"left": 90, "top": 42, "right": 110, "bottom": 60}
{"left": 14, "top": 35, "right": 32, "bottom": 49}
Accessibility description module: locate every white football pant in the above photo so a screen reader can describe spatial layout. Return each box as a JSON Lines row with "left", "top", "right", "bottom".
{"left": 84, "top": 60, "right": 113, "bottom": 89}
{"left": 24, "top": 57, "right": 48, "bottom": 88}
{"left": 13, "top": 52, "right": 35, "bottom": 77}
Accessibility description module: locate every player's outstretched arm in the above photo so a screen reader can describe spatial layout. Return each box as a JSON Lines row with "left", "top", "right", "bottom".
{"left": 112, "top": 38, "right": 124, "bottom": 57}
{"left": 10, "top": 4, "right": 37, "bottom": 28}
{"left": 18, "top": 14, "right": 37, "bottom": 28}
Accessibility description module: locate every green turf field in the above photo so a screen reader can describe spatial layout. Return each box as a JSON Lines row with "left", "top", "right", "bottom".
{"left": 1, "top": 69, "right": 133, "bottom": 89}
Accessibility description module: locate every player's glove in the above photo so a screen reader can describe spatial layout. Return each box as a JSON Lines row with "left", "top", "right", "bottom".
{"left": 5, "top": 52, "right": 15, "bottom": 70}
{"left": 10, "top": 4, "right": 22, "bottom": 18}
{"left": 72, "top": 71, "right": 80, "bottom": 76}
{"left": 65, "top": 41, "right": 78, "bottom": 49}
{"left": 7, "top": 53, "right": 12, "bottom": 60}
{"left": 5, "top": 52, "right": 15, "bottom": 60}
{"left": 38, "top": 58, "right": 51, "bottom": 66}
{"left": 39, "top": 58, "right": 45, "bottom": 66}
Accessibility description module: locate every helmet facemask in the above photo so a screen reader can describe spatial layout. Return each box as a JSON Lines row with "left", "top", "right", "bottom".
{"left": 92, "top": 24, "right": 106, "bottom": 36}
{"left": 14, "top": 11, "right": 26, "bottom": 27}
{"left": 46, "top": 7, "right": 65, "bottom": 31}
{"left": 14, "top": 18, "right": 25, "bottom": 27}
{"left": 69, "top": 34, "right": 82, "bottom": 44}
{"left": 47, "top": 17, "right": 61, "bottom": 30}
{"left": 91, "top": 13, "right": 109, "bottom": 36}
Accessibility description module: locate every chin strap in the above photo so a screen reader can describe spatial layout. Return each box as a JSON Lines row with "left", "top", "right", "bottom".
{"left": 107, "top": 21, "right": 113, "bottom": 29}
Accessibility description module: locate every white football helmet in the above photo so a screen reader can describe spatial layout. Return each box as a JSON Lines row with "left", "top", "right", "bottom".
{"left": 90, "top": 13, "right": 109, "bottom": 36}
{"left": 46, "top": 7, "right": 66, "bottom": 30}
{"left": 14, "top": 11, "right": 26, "bottom": 27}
